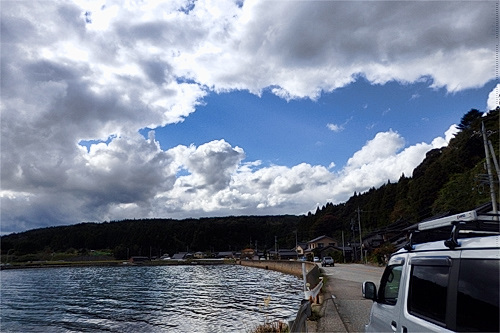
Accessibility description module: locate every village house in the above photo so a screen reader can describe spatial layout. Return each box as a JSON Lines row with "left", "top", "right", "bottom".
{"left": 216, "top": 251, "right": 235, "bottom": 259}
{"left": 240, "top": 248, "right": 256, "bottom": 260}
{"left": 301, "top": 235, "right": 346, "bottom": 261}
{"left": 129, "top": 256, "right": 150, "bottom": 264}
{"left": 266, "top": 248, "right": 297, "bottom": 260}
{"left": 172, "top": 252, "right": 190, "bottom": 260}
{"left": 295, "top": 242, "right": 308, "bottom": 256}
{"left": 307, "top": 235, "right": 337, "bottom": 250}
{"left": 193, "top": 251, "right": 205, "bottom": 259}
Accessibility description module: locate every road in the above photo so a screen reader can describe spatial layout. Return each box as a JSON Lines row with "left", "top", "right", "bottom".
{"left": 318, "top": 264, "right": 385, "bottom": 332}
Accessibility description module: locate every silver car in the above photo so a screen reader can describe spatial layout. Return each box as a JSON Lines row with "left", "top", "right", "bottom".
{"left": 321, "top": 256, "right": 334, "bottom": 267}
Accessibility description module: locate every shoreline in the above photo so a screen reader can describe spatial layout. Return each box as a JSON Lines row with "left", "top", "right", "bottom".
{"left": 0, "top": 258, "right": 237, "bottom": 270}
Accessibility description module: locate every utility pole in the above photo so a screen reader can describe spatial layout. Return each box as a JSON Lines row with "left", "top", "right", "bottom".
{"left": 482, "top": 122, "right": 498, "bottom": 214}
{"left": 342, "top": 231, "right": 345, "bottom": 263}
{"left": 357, "top": 207, "right": 363, "bottom": 263}
{"left": 488, "top": 140, "right": 500, "bottom": 208}
{"left": 488, "top": 140, "right": 500, "bottom": 182}
{"left": 350, "top": 218, "right": 356, "bottom": 261}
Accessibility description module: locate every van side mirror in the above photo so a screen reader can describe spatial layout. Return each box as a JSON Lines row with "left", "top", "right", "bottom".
{"left": 362, "top": 281, "right": 377, "bottom": 301}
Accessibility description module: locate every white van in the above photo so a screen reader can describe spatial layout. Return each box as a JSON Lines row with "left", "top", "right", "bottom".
{"left": 362, "top": 209, "right": 499, "bottom": 332}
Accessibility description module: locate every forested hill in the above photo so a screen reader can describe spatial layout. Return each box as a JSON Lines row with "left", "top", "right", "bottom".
{"left": 1, "top": 216, "right": 301, "bottom": 260}
{"left": 1, "top": 109, "right": 498, "bottom": 260}
{"left": 299, "top": 109, "right": 499, "bottom": 241}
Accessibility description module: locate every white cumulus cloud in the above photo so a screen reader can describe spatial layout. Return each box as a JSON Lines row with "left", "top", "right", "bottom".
{"left": 327, "top": 123, "right": 344, "bottom": 132}
{"left": 1, "top": 126, "right": 455, "bottom": 233}
{"left": 487, "top": 84, "right": 500, "bottom": 111}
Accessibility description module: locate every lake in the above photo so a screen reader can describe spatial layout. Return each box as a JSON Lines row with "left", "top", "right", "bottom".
{"left": 0, "top": 264, "right": 304, "bottom": 332}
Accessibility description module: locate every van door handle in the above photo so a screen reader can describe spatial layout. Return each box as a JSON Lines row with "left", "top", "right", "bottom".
{"left": 391, "top": 321, "right": 397, "bottom": 331}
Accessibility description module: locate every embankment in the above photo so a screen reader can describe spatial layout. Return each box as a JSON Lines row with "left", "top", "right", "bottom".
{"left": 239, "top": 260, "right": 320, "bottom": 288}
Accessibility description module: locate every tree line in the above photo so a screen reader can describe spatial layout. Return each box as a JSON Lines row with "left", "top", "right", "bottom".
{"left": 1, "top": 216, "right": 301, "bottom": 260}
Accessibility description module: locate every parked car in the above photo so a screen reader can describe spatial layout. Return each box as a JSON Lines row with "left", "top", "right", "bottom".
{"left": 362, "top": 208, "right": 499, "bottom": 333}
{"left": 321, "top": 256, "right": 334, "bottom": 267}
{"left": 313, "top": 257, "right": 320, "bottom": 262}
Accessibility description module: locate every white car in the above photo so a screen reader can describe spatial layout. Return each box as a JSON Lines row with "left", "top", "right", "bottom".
{"left": 313, "top": 257, "right": 320, "bottom": 262}
{"left": 362, "top": 208, "right": 499, "bottom": 333}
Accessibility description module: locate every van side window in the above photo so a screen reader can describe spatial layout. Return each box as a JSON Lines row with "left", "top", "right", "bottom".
{"left": 456, "top": 259, "right": 499, "bottom": 332}
{"left": 377, "top": 264, "right": 403, "bottom": 305}
{"left": 408, "top": 264, "right": 449, "bottom": 326}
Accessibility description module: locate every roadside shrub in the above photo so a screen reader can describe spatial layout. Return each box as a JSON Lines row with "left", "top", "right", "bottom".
{"left": 308, "top": 308, "right": 322, "bottom": 321}
{"left": 369, "top": 243, "right": 395, "bottom": 265}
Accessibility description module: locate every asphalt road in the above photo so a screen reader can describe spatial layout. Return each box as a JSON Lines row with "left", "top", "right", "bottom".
{"left": 319, "top": 264, "right": 385, "bottom": 332}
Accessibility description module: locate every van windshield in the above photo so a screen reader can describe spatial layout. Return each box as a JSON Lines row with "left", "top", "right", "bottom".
{"left": 378, "top": 264, "right": 403, "bottom": 305}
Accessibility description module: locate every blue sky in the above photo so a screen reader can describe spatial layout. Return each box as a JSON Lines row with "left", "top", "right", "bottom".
{"left": 147, "top": 78, "right": 496, "bottom": 170}
{"left": 1, "top": 0, "right": 499, "bottom": 234}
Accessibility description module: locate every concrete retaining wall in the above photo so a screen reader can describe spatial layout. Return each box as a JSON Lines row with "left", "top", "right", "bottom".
{"left": 240, "top": 260, "right": 320, "bottom": 288}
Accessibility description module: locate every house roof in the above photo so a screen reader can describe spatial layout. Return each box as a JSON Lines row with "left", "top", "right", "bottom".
{"left": 130, "top": 256, "right": 149, "bottom": 260}
{"left": 321, "top": 245, "right": 353, "bottom": 252}
{"left": 308, "top": 235, "right": 336, "bottom": 243}
{"left": 271, "top": 250, "right": 298, "bottom": 257}
{"left": 268, "top": 248, "right": 298, "bottom": 254}
{"left": 334, "top": 246, "right": 353, "bottom": 251}
{"left": 172, "top": 252, "right": 188, "bottom": 259}
{"left": 217, "top": 251, "right": 234, "bottom": 256}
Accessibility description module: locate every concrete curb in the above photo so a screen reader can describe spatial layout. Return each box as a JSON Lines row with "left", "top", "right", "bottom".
{"left": 313, "top": 291, "right": 349, "bottom": 332}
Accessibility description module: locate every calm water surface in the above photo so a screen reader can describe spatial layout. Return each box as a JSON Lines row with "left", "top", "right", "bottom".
{"left": 1, "top": 264, "right": 303, "bottom": 332}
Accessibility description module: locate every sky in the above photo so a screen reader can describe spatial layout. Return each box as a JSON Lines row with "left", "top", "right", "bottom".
{"left": 1, "top": 0, "right": 499, "bottom": 235}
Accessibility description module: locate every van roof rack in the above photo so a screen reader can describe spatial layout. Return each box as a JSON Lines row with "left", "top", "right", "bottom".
{"left": 404, "top": 207, "right": 500, "bottom": 251}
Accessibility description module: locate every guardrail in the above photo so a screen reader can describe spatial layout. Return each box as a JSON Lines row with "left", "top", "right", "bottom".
{"left": 240, "top": 260, "right": 322, "bottom": 332}
{"left": 304, "top": 276, "right": 323, "bottom": 304}
{"left": 289, "top": 299, "right": 312, "bottom": 333}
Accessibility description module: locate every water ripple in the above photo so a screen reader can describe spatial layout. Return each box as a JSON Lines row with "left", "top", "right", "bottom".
{"left": 1, "top": 265, "right": 303, "bottom": 332}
